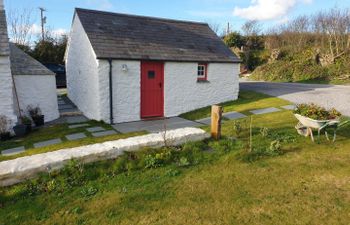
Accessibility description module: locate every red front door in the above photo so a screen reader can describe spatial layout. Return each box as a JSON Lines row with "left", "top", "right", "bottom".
{"left": 141, "top": 61, "right": 164, "bottom": 118}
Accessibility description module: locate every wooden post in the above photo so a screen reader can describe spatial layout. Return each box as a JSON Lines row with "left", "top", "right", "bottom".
{"left": 211, "top": 105, "right": 223, "bottom": 140}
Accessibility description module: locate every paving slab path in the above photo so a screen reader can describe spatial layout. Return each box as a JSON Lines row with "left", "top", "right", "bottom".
{"left": 1, "top": 147, "right": 25, "bottom": 156}
{"left": 34, "top": 139, "right": 62, "bottom": 148}
{"left": 113, "top": 117, "right": 203, "bottom": 133}
{"left": 250, "top": 107, "right": 281, "bottom": 115}
{"left": 240, "top": 81, "right": 350, "bottom": 116}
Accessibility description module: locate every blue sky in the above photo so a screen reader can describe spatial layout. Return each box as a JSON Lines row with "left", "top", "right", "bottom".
{"left": 4, "top": 0, "right": 350, "bottom": 37}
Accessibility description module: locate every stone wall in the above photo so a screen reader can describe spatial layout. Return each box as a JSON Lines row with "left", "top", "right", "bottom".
{"left": 65, "top": 15, "right": 100, "bottom": 120}
{"left": 164, "top": 62, "right": 240, "bottom": 117}
{"left": 98, "top": 60, "right": 141, "bottom": 123}
{"left": 0, "top": 127, "right": 210, "bottom": 187}
{"left": 96, "top": 61, "right": 239, "bottom": 123}
{"left": 14, "top": 75, "right": 59, "bottom": 122}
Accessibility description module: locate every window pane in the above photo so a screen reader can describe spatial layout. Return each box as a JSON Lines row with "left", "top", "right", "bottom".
{"left": 148, "top": 71, "right": 155, "bottom": 79}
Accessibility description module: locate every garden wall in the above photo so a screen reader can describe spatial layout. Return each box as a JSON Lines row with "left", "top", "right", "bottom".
{"left": 0, "top": 127, "right": 209, "bottom": 187}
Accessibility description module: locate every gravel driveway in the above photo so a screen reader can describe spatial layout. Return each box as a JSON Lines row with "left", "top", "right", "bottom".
{"left": 240, "top": 80, "right": 350, "bottom": 116}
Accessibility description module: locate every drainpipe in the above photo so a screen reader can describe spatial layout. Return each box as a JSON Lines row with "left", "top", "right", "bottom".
{"left": 108, "top": 59, "right": 114, "bottom": 124}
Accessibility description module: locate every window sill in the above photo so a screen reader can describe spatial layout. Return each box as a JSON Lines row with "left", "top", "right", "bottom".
{"left": 197, "top": 80, "right": 210, "bottom": 83}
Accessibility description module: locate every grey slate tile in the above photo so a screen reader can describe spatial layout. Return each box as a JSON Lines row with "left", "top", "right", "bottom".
{"left": 66, "top": 116, "right": 89, "bottom": 124}
{"left": 112, "top": 117, "right": 203, "bottom": 133}
{"left": 250, "top": 107, "right": 282, "bottom": 115}
{"left": 281, "top": 105, "right": 296, "bottom": 110}
{"left": 34, "top": 139, "right": 62, "bottom": 148}
{"left": 65, "top": 133, "right": 87, "bottom": 141}
{"left": 223, "top": 111, "right": 247, "bottom": 120}
{"left": 1, "top": 146, "right": 25, "bottom": 156}
{"left": 91, "top": 130, "right": 117, "bottom": 137}
{"left": 196, "top": 117, "right": 211, "bottom": 125}
{"left": 86, "top": 126, "right": 105, "bottom": 132}
{"left": 68, "top": 123, "right": 90, "bottom": 129}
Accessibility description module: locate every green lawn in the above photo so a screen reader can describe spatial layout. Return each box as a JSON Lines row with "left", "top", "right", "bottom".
{"left": 0, "top": 121, "right": 145, "bottom": 162}
{"left": 1, "top": 91, "right": 350, "bottom": 225}
{"left": 180, "top": 90, "right": 289, "bottom": 120}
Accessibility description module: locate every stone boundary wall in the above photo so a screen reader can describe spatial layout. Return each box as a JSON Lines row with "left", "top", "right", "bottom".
{"left": 0, "top": 128, "right": 209, "bottom": 187}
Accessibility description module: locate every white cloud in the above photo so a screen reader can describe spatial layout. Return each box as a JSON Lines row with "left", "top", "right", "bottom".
{"left": 30, "top": 24, "right": 66, "bottom": 37}
{"left": 233, "top": 0, "right": 313, "bottom": 21}
{"left": 86, "top": 0, "right": 113, "bottom": 11}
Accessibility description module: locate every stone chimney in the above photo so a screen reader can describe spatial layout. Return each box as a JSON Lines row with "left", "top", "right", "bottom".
{"left": 0, "top": 0, "right": 4, "bottom": 10}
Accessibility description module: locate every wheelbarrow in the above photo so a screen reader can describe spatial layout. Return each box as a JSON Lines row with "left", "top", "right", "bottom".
{"left": 294, "top": 114, "right": 349, "bottom": 143}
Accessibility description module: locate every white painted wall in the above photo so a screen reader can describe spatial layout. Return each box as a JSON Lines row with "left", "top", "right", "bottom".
{"left": 98, "top": 60, "right": 141, "bottom": 123}
{"left": 97, "top": 60, "right": 239, "bottom": 124}
{"left": 0, "top": 56, "right": 17, "bottom": 126}
{"left": 65, "top": 15, "right": 100, "bottom": 120}
{"left": 14, "top": 75, "right": 59, "bottom": 122}
{"left": 164, "top": 62, "right": 239, "bottom": 117}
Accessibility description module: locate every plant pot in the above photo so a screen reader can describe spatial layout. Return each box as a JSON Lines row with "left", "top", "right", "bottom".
{"left": 13, "top": 124, "right": 27, "bottom": 137}
{"left": 0, "top": 132, "right": 11, "bottom": 141}
{"left": 32, "top": 115, "right": 45, "bottom": 127}
{"left": 24, "top": 123, "right": 32, "bottom": 134}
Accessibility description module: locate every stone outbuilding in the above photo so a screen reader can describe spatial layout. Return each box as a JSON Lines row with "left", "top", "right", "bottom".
{"left": 0, "top": 0, "right": 59, "bottom": 127}
{"left": 65, "top": 8, "right": 241, "bottom": 124}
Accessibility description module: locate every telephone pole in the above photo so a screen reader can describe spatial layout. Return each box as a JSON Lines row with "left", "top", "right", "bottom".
{"left": 39, "top": 7, "right": 46, "bottom": 41}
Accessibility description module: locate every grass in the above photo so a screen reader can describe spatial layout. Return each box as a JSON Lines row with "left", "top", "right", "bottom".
{"left": 1, "top": 91, "right": 350, "bottom": 225}
{"left": 0, "top": 120, "right": 146, "bottom": 162}
{"left": 297, "top": 78, "right": 350, "bottom": 85}
{"left": 180, "top": 90, "right": 289, "bottom": 120}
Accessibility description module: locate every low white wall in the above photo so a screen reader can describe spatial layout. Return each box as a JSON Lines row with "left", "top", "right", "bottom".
{"left": 65, "top": 15, "right": 100, "bottom": 120}
{"left": 0, "top": 127, "right": 210, "bottom": 187}
{"left": 0, "top": 56, "right": 17, "bottom": 125}
{"left": 98, "top": 60, "right": 141, "bottom": 123}
{"left": 164, "top": 62, "right": 239, "bottom": 117}
{"left": 14, "top": 75, "right": 59, "bottom": 122}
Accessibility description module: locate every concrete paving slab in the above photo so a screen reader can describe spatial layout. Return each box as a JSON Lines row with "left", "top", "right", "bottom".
{"left": 86, "top": 126, "right": 105, "bottom": 132}
{"left": 250, "top": 107, "right": 282, "bottom": 115}
{"left": 68, "top": 123, "right": 90, "bottom": 129}
{"left": 65, "top": 133, "right": 87, "bottom": 141}
{"left": 196, "top": 117, "right": 211, "bottom": 125}
{"left": 91, "top": 130, "right": 117, "bottom": 137}
{"left": 113, "top": 117, "right": 203, "bottom": 133}
{"left": 1, "top": 146, "right": 25, "bottom": 156}
{"left": 281, "top": 105, "right": 296, "bottom": 110}
{"left": 223, "top": 111, "right": 247, "bottom": 120}
{"left": 66, "top": 116, "right": 89, "bottom": 124}
{"left": 34, "top": 139, "right": 62, "bottom": 148}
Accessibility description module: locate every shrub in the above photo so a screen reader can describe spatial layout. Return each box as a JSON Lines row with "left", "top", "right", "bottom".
{"left": 81, "top": 186, "right": 98, "bottom": 198}
{"left": 260, "top": 127, "right": 269, "bottom": 137}
{"left": 144, "top": 149, "right": 173, "bottom": 169}
{"left": 294, "top": 103, "right": 341, "bottom": 120}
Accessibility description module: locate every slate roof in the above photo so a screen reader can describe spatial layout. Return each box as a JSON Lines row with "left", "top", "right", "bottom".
{"left": 75, "top": 8, "right": 240, "bottom": 63}
{"left": 9, "top": 43, "right": 55, "bottom": 76}
{"left": 0, "top": 9, "right": 9, "bottom": 56}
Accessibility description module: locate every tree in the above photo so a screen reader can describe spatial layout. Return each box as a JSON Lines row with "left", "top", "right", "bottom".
{"left": 223, "top": 32, "right": 245, "bottom": 48}
{"left": 31, "top": 34, "right": 67, "bottom": 64}
{"left": 7, "top": 8, "right": 34, "bottom": 46}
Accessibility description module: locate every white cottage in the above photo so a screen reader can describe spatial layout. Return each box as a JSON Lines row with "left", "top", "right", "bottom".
{"left": 0, "top": 0, "right": 59, "bottom": 127}
{"left": 66, "top": 8, "right": 241, "bottom": 124}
